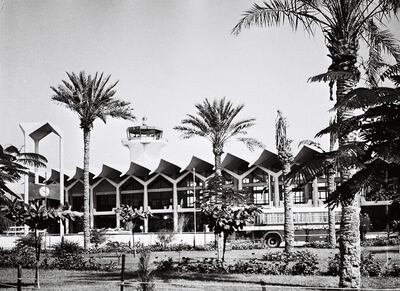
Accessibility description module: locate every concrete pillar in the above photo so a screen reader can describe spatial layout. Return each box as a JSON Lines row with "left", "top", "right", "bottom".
{"left": 268, "top": 174, "right": 272, "bottom": 205}
{"left": 115, "top": 187, "right": 121, "bottom": 228}
{"left": 34, "top": 140, "right": 40, "bottom": 184}
{"left": 143, "top": 184, "right": 148, "bottom": 233}
{"left": 173, "top": 182, "right": 178, "bottom": 232}
{"left": 273, "top": 175, "right": 280, "bottom": 207}
{"left": 312, "top": 178, "right": 319, "bottom": 207}
{"left": 237, "top": 177, "right": 243, "bottom": 191}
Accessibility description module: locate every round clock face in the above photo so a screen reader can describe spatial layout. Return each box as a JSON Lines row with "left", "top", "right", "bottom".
{"left": 39, "top": 186, "right": 50, "bottom": 197}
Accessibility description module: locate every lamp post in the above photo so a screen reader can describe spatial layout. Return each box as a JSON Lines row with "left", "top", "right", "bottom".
{"left": 193, "top": 168, "right": 196, "bottom": 248}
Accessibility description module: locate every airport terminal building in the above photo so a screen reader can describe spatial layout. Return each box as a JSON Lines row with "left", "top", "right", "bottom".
{"left": 21, "top": 121, "right": 391, "bottom": 236}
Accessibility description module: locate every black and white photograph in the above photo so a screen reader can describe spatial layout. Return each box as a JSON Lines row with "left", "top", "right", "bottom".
{"left": 1, "top": 1, "right": 400, "bottom": 290}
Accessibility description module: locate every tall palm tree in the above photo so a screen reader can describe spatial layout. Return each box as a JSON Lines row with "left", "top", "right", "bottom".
{"left": 51, "top": 71, "right": 134, "bottom": 250}
{"left": 233, "top": 1, "right": 400, "bottom": 287}
{"left": 275, "top": 110, "right": 294, "bottom": 253}
{"left": 175, "top": 97, "right": 263, "bottom": 177}
{"left": 174, "top": 97, "right": 263, "bottom": 259}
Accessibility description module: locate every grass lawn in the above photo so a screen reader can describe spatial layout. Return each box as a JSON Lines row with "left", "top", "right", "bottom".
{"left": 1, "top": 246, "right": 399, "bottom": 290}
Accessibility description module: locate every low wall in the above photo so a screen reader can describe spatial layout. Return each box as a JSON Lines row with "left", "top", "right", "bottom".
{"left": 0, "top": 232, "right": 216, "bottom": 249}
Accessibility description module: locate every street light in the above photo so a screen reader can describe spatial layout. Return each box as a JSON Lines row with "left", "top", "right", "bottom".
{"left": 193, "top": 168, "right": 196, "bottom": 248}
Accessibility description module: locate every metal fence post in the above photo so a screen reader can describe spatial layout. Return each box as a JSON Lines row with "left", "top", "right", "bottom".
{"left": 120, "top": 254, "right": 126, "bottom": 291}
{"left": 17, "top": 265, "right": 22, "bottom": 291}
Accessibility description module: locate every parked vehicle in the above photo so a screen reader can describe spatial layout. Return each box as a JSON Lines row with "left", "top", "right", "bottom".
{"left": 237, "top": 207, "right": 341, "bottom": 247}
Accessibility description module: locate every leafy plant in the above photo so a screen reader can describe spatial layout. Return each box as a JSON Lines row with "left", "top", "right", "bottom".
{"left": 200, "top": 175, "right": 261, "bottom": 261}
{"left": 116, "top": 205, "right": 151, "bottom": 257}
{"left": 327, "top": 253, "right": 382, "bottom": 277}
{"left": 137, "top": 250, "right": 155, "bottom": 291}
{"left": 304, "top": 241, "right": 334, "bottom": 249}
{"left": 90, "top": 228, "right": 107, "bottom": 248}
{"left": 156, "top": 229, "right": 175, "bottom": 248}
{"left": 1, "top": 199, "right": 81, "bottom": 288}
{"left": 53, "top": 240, "right": 83, "bottom": 257}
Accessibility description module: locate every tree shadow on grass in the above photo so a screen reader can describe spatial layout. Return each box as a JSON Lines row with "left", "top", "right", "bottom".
{"left": 154, "top": 271, "right": 334, "bottom": 290}
{"left": 0, "top": 282, "right": 33, "bottom": 289}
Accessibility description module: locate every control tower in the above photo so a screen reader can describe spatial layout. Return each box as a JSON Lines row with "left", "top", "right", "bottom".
{"left": 121, "top": 118, "right": 167, "bottom": 169}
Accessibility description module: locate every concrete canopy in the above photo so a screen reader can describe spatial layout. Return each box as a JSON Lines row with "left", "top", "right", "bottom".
{"left": 252, "top": 149, "right": 283, "bottom": 173}
{"left": 20, "top": 121, "right": 63, "bottom": 142}
{"left": 96, "top": 164, "right": 123, "bottom": 184}
{"left": 153, "top": 159, "right": 181, "bottom": 178}
{"left": 124, "top": 162, "right": 151, "bottom": 180}
{"left": 290, "top": 145, "right": 324, "bottom": 183}
{"left": 221, "top": 153, "right": 249, "bottom": 174}
{"left": 46, "top": 169, "right": 71, "bottom": 186}
{"left": 69, "top": 167, "right": 98, "bottom": 184}
{"left": 184, "top": 156, "right": 214, "bottom": 177}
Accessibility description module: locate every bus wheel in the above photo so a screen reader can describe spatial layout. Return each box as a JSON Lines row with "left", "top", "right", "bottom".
{"left": 265, "top": 234, "right": 281, "bottom": 248}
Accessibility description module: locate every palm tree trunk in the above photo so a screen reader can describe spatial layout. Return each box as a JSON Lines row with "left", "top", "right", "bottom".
{"left": 214, "top": 149, "right": 224, "bottom": 261}
{"left": 83, "top": 128, "right": 91, "bottom": 250}
{"left": 214, "top": 151, "right": 222, "bottom": 177}
{"left": 34, "top": 228, "right": 41, "bottom": 289}
{"left": 283, "top": 161, "right": 294, "bottom": 254}
{"left": 336, "top": 78, "right": 361, "bottom": 288}
{"left": 327, "top": 166, "right": 336, "bottom": 248}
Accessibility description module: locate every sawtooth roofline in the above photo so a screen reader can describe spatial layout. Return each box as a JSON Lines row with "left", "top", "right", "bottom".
{"left": 49, "top": 146, "right": 320, "bottom": 186}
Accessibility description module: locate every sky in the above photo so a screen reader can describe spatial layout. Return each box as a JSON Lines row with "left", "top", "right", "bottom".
{"left": 0, "top": 0, "right": 399, "bottom": 175}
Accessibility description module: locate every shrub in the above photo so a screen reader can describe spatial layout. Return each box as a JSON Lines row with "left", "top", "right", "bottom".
{"left": 361, "top": 253, "right": 382, "bottom": 277}
{"left": 157, "top": 229, "right": 175, "bottom": 248}
{"left": 53, "top": 240, "right": 83, "bottom": 256}
{"left": 384, "top": 263, "right": 400, "bottom": 277}
{"left": 228, "top": 240, "right": 267, "bottom": 250}
{"left": 362, "top": 236, "right": 399, "bottom": 247}
{"left": 104, "top": 241, "right": 132, "bottom": 253}
{"left": 304, "top": 241, "right": 333, "bottom": 249}
{"left": 327, "top": 254, "right": 340, "bottom": 276}
{"left": 229, "top": 259, "right": 287, "bottom": 275}
{"left": 291, "top": 251, "right": 319, "bottom": 275}
{"left": 15, "top": 233, "right": 43, "bottom": 249}
{"left": 327, "top": 253, "right": 381, "bottom": 277}
{"left": 90, "top": 228, "right": 107, "bottom": 247}
{"left": 156, "top": 257, "right": 227, "bottom": 274}
{"left": 51, "top": 239, "right": 116, "bottom": 271}
{"left": 155, "top": 253, "right": 317, "bottom": 276}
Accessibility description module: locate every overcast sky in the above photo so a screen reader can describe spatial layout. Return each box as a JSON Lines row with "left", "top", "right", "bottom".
{"left": 1, "top": 0, "right": 399, "bottom": 175}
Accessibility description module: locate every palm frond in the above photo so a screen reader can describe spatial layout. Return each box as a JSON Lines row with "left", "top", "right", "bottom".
{"left": 51, "top": 71, "right": 134, "bottom": 130}
{"left": 232, "top": 0, "right": 325, "bottom": 36}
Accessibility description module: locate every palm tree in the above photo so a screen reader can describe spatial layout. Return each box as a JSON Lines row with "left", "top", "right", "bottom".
{"left": 51, "top": 71, "right": 134, "bottom": 250}
{"left": 275, "top": 111, "right": 294, "bottom": 253}
{"left": 174, "top": 97, "right": 263, "bottom": 259}
{"left": 325, "top": 63, "right": 400, "bottom": 204}
{"left": 232, "top": 1, "right": 400, "bottom": 287}
{"left": 0, "top": 144, "right": 47, "bottom": 199}
{"left": 175, "top": 97, "right": 263, "bottom": 176}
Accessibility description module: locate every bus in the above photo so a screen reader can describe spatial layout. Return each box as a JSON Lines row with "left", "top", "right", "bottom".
{"left": 237, "top": 207, "right": 341, "bottom": 247}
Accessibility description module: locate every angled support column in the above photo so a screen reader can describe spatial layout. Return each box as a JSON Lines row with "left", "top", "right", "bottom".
{"left": 273, "top": 175, "right": 280, "bottom": 207}
{"left": 312, "top": 178, "right": 319, "bottom": 207}
{"left": 172, "top": 182, "right": 178, "bottom": 232}
{"left": 115, "top": 186, "right": 121, "bottom": 229}
{"left": 143, "top": 184, "right": 149, "bottom": 232}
